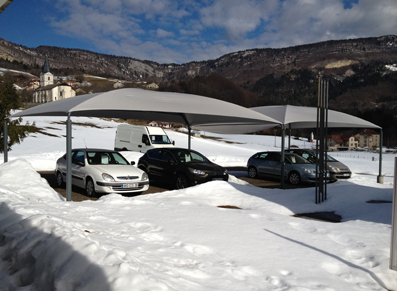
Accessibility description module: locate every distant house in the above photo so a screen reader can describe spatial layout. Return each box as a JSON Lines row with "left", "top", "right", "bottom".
{"left": 13, "top": 84, "right": 23, "bottom": 91}
{"left": 327, "top": 134, "right": 358, "bottom": 151}
{"left": 28, "top": 78, "right": 40, "bottom": 89}
{"left": 327, "top": 129, "right": 380, "bottom": 151}
{"left": 113, "top": 80, "right": 124, "bottom": 89}
{"left": 146, "top": 82, "right": 159, "bottom": 90}
{"left": 64, "top": 80, "right": 76, "bottom": 87}
{"left": 32, "top": 56, "right": 76, "bottom": 103}
{"left": 354, "top": 129, "right": 380, "bottom": 150}
{"left": 148, "top": 121, "right": 172, "bottom": 128}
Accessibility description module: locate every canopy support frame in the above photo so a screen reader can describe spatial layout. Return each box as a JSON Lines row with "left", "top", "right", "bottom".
{"left": 66, "top": 113, "right": 72, "bottom": 202}
{"left": 3, "top": 118, "right": 8, "bottom": 163}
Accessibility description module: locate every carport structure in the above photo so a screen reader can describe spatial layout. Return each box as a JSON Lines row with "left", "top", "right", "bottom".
{"left": 5, "top": 88, "right": 280, "bottom": 201}
{"left": 195, "top": 105, "right": 383, "bottom": 188}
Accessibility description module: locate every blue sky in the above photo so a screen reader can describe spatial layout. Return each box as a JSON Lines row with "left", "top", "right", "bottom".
{"left": 0, "top": 0, "right": 396, "bottom": 64}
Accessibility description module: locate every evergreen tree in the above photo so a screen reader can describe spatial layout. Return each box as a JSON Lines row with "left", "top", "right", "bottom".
{"left": 0, "top": 73, "right": 31, "bottom": 153}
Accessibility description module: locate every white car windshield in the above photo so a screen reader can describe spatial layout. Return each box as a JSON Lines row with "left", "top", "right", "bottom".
{"left": 87, "top": 151, "right": 129, "bottom": 165}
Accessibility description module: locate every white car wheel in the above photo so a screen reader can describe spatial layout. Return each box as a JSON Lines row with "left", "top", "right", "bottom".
{"left": 86, "top": 178, "right": 96, "bottom": 197}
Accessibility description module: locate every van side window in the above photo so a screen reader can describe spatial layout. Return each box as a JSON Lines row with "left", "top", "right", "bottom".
{"left": 142, "top": 134, "right": 150, "bottom": 145}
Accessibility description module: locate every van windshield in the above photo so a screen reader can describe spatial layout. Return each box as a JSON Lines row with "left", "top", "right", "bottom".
{"left": 150, "top": 134, "right": 172, "bottom": 145}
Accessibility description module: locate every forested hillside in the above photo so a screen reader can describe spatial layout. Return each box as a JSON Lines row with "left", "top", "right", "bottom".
{"left": 1, "top": 35, "right": 397, "bottom": 145}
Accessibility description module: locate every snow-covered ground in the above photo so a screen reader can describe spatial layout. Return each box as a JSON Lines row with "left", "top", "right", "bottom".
{"left": 0, "top": 116, "right": 396, "bottom": 290}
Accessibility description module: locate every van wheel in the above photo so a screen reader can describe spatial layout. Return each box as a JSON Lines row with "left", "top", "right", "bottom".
{"left": 175, "top": 174, "right": 188, "bottom": 189}
{"left": 86, "top": 178, "right": 96, "bottom": 197}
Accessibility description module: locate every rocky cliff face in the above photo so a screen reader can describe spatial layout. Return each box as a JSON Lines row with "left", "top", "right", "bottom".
{"left": 1, "top": 35, "right": 396, "bottom": 85}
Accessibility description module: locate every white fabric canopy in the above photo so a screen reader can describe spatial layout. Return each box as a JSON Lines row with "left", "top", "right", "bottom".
{"left": 10, "top": 88, "right": 280, "bottom": 127}
{"left": 194, "top": 105, "right": 380, "bottom": 133}
{"left": 252, "top": 105, "right": 381, "bottom": 129}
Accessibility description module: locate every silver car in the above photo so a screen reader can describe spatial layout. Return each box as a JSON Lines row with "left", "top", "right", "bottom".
{"left": 247, "top": 151, "right": 320, "bottom": 185}
{"left": 55, "top": 148, "right": 149, "bottom": 196}
{"left": 286, "top": 149, "right": 351, "bottom": 181}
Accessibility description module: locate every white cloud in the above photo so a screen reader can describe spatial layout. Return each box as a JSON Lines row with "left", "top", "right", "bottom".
{"left": 47, "top": 0, "right": 397, "bottom": 64}
{"left": 180, "top": 29, "right": 200, "bottom": 36}
{"left": 200, "top": 0, "right": 279, "bottom": 41}
{"left": 260, "top": 0, "right": 397, "bottom": 48}
{"left": 156, "top": 28, "right": 175, "bottom": 38}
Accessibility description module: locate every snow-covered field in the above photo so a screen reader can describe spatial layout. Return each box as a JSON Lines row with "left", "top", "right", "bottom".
{"left": 0, "top": 116, "right": 396, "bottom": 290}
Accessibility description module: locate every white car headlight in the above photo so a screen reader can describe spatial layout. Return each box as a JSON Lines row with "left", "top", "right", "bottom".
{"left": 102, "top": 173, "right": 115, "bottom": 182}
{"left": 142, "top": 172, "right": 149, "bottom": 181}
{"left": 189, "top": 168, "right": 206, "bottom": 176}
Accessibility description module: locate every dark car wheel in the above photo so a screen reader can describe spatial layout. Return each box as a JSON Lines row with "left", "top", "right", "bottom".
{"left": 86, "top": 178, "right": 96, "bottom": 197}
{"left": 175, "top": 174, "right": 188, "bottom": 189}
{"left": 248, "top": 166, "right": 258, "bottom": 178}
{"left": 56, "top": 171, "right": 64, "bottom": 188}
{"left": 288, "top": 171, "right": 301, "bottom": 185}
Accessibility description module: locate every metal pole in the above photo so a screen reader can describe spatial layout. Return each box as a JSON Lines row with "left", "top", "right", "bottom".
{"left": 378, "top": 129, "right": 384, "bottom": 184}
{"left": 66, "top": 113, "right": 72, "bottom": 201}
{"left": 319, "top": 79, "right": 325, "bottom": 202}
{"left": 280, "top": 125, "right": 285, "bottom": 189}
{"left": 315, "top": 76, "right": 320, "bottom": 203}
{"left": 188, "top": 126, "right": 191, "bottom": 150}
{"left": 3, "top": 118, "right": 8, "bottom": 163}
{"left": 325, "top": 80, "right": 329, "bottom": 200}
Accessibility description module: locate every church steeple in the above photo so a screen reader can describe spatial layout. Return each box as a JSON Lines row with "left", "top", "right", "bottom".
{"left": 42, "top": 55, "right": 51, "bottom": 73}
{"left": 40, "top": 55, "right": 53, "bottom": 87}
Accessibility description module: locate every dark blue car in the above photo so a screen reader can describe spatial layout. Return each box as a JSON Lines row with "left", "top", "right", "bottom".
{"left": 138, "top": 148, "right": 228, "bottom": 189}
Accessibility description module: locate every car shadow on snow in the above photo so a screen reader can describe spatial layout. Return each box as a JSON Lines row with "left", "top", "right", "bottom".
{"left": 0, "top": 203, "right": 112, "bottom": 291}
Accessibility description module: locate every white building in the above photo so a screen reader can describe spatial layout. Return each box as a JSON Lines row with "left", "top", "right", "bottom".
{"left": 146, "top": 82, "right": 159, "bottom": 90}
{"left": 33, "top": 56, "right": 76, "bottom": 103}
{"left": 33, "top": 83, "right": 76, "bottom": 103}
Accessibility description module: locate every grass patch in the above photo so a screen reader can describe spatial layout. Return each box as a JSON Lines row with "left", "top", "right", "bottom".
{"left": 217, "top": 205, "right": 242, "bottom": 209}
{"left": 177, "top": 130, "right": 243, "bottom": 144}
{"left": 50, "top": 121, "right": 112, "bottom": 129}
{"left": 293, "top": 212, "right": 341, "bottom": 223}
{"left": 27, "top": 125, "right": 61, "bottom": 138}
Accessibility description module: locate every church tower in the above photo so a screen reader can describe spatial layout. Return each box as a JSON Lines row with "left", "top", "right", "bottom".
{"left": 40, "top": 55, "right": 53, "bottom": 87}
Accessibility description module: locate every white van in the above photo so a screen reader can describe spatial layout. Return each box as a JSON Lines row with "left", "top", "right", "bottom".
{"left": 114, "top": 124, "right": 175, "bottom": 153}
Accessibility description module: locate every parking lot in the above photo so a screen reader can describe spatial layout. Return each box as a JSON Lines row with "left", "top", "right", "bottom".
{"left": 39, "top": 168, "right": 311, "bottom": 202}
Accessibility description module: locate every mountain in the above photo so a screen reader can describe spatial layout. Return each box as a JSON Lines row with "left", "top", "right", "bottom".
{"left": 1, "top": 35, "right": 396, "bottom": 85}
{"left": 1, "top": 35, "right": 397, "bottom": 145}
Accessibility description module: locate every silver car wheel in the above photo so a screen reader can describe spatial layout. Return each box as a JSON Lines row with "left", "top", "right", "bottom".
{"left": 248, "top": 166, "right": 258, "bottom": 178}
{"left": 288, "top": 172, "right": 301, "bottom": 185}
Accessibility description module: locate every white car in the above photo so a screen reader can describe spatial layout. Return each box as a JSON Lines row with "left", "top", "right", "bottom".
{"left": 55, "top": 148, "right": 149, "bottom": 196}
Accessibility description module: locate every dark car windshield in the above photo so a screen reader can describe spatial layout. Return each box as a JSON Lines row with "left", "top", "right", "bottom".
{"left": 87, "top": 151, "right": 129, "bottom": 165}
{"left": 175, "top": 150, "right": 209, "bottom": 163}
